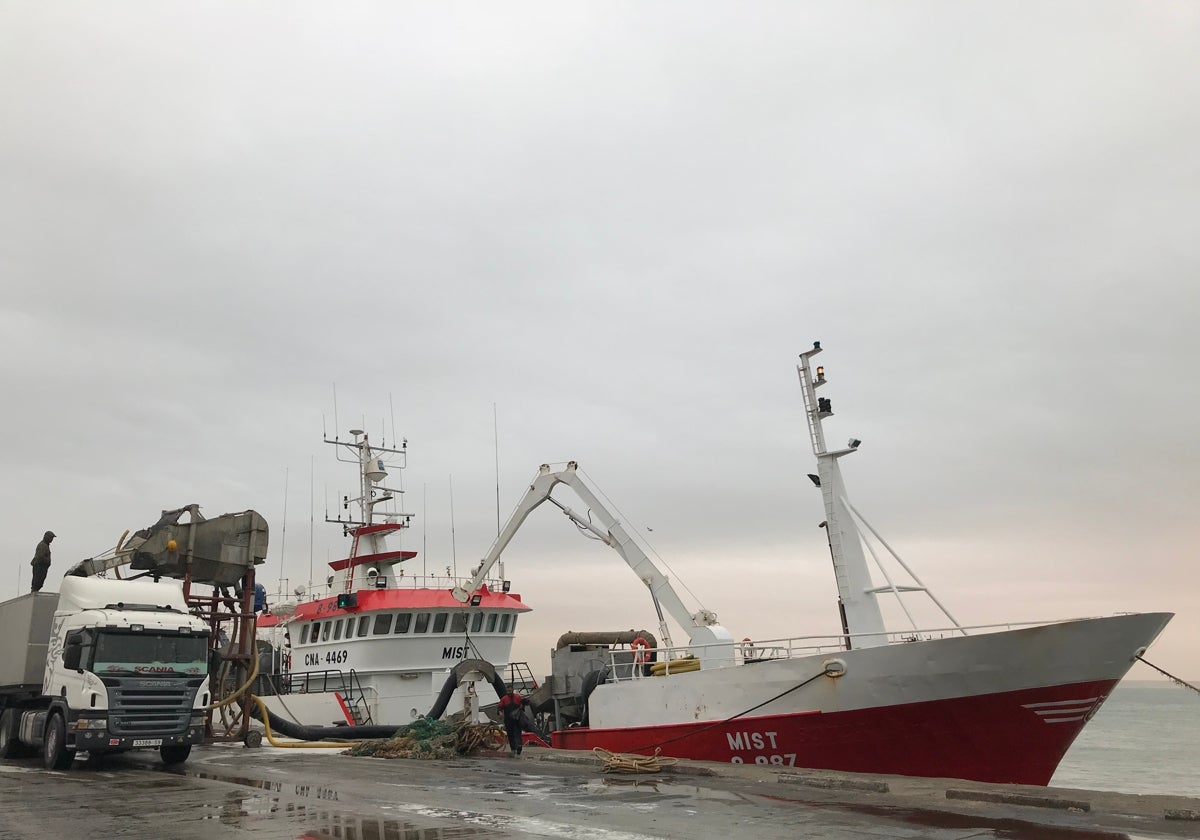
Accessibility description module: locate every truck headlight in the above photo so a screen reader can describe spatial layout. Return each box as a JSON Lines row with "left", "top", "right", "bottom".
{"left": 73, "top": 718, "right": 108, "bottom": 731}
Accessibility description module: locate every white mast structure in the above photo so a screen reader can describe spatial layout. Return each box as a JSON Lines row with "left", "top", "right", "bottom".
{"left": 796, "top": 341, "right": 963, "bottom": 650}
{"left": 326, "top": 430, "right": 414, "bottom": 591}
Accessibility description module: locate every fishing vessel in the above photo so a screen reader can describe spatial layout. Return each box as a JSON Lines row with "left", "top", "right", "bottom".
{"left": 452, "top": 342, "right": 1172, "bottom": 784}
{"left": 256, "top": 431, "right": 530, "bottom": 727}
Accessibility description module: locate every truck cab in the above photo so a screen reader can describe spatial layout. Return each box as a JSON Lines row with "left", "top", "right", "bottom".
{"left": 0, "top": 576, "right": 211, "bottom": 769}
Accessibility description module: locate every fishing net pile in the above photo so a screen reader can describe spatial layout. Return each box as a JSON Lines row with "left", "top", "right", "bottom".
{"left": 343, "top": 719, "right": 504, "bottom": 760}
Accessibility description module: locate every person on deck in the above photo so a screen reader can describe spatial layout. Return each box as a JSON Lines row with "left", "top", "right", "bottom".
{"left": 498, "top": 689, "right": 527, "bottom": 756}
{"left": 30, "top": 531, "right": 55, "bottom": 593}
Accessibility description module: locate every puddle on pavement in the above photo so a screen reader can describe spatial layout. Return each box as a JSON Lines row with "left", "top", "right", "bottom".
{"left": 385, "top": 765, "right": 756, "bottom": 808}
{"left": 177, "top": 767, "right": 486, "bottom": 838}
{"left": 146, "top": 778, "right": 192, "bottom": 789}
{"left": 182, "top": 759, "right": 1144, "bottom": 840}
{"left": 813, "top": 801, "right": 1138, "bottom": 840}
{"left": 581, "top": 776, "right": 751, "bottom": 803}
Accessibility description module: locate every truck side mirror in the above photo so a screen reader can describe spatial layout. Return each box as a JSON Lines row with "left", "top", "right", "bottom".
{"left": 63, "top": 643, "right": 82, "bottom": 670}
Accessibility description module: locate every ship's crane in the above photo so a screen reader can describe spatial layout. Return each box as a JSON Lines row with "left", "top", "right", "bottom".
{"left": 452, "top": 462, "right": 736, "bottom": 668}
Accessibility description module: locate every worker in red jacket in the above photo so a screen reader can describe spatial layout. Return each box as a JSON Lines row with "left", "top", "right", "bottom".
{"left": 498, "top": 689, "right": 526, "bottom": 756}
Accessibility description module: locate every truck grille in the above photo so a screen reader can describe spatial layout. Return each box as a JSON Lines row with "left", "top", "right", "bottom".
{"left": 101, "top": 677, "right": 204, "bottom": 736}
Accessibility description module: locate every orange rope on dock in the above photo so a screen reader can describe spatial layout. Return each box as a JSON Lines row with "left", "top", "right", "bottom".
{"left": 593, "top": 747, "right": 678, "bottom": 774}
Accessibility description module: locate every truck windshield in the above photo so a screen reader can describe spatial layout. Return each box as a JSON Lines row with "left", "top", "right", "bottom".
{"left": 92, "top": 633, "right": 208, "bottom": 677}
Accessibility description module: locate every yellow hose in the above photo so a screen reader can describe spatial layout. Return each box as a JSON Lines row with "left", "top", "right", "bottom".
{"left": 202, "top": 609, "right": 360, "bottom": 749}
{"left": 206, "top": 615, "right": 259, "bottom": 711}
{"left": 651, "top": 657, "right": 700, "bottom": 676}
{"left": 248, "top": 694, "right": 362, "bottom": 749}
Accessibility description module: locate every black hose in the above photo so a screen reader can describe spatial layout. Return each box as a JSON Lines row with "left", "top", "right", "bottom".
{"left": 426, "top": 659, "right": 508, "bottom": 720}
{"left": 579, "top": 667, "right": 610, "bottom": 727}
{"left": 249, "top": 704, "right": 401, "bottom": 741}
{"left": 250, "top": 659, "right": 513, "bottom": 741}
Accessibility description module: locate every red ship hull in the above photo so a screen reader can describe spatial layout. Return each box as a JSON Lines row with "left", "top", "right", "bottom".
{"left": 554, "top": 677, "right": 1119, "bottom": 785}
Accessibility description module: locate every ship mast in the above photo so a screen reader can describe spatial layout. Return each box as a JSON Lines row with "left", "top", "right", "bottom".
{"left": 797, "top": 343, "right": 966, "bottom": 647}
{"left": 325, "top": 431, "right": 414, "bottom": 581}
{"left": 797, "top": 343, "right": 888, "bottom": 649}
{"left": 324, "top": 432, "right": 409, "bottom": 525}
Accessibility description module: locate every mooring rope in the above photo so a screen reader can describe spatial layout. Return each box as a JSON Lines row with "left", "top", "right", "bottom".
{"left": 1135, "top": 655, "right": 1200, "bottom": 696}
{"left": 593, "top": 747, "right": 679, "bottom": 774}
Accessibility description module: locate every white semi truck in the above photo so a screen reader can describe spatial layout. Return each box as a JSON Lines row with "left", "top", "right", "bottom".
{"left": 0, "top": 576, "right": 211, "bottom": 769}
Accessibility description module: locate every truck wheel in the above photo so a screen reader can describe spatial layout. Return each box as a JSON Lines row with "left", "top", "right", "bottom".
{"left": 160, "top": 744, "right": 192, "bottom": 765}
{"left": 42, "top": 714, "right": 72, "bottom": 771}
{"left": 0, "top": 709, "right": 25, "bottom": 759}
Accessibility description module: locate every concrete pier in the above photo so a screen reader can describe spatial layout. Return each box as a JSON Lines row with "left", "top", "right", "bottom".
{"left": 0, "top": 745, "right": 1196, "bottom": 839}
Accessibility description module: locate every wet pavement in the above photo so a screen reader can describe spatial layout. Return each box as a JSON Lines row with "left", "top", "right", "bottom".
{"left": 0, "top": 745, "right": 1196, "bottom": 839}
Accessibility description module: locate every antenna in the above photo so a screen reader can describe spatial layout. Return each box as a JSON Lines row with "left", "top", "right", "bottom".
{"left": 494, "top": 403, "right": 501, "bottom": 537}
{"left": 279, "top": 467, "right": 289, "bottom": 596}
{"left": 389, "top": 393, "right": 397, "bottom": 453}
{"left": 332, "top": 384, "right": 340, "bottom": 440}
{"left": 422, "top": 482, "right": 428, "bottom": 582}
{"left": 449, "top": 474, "right": 457, "bottom": 578}
{"left": 318, "top": 480, "right": 328, "bottom": 589}
{"left": 314, "top": 458, "right": 319, "bottom": 597}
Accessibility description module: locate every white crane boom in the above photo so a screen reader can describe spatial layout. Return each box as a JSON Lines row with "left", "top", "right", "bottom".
{"left": 452, "top": 462, "right": 735, "bottom": 668}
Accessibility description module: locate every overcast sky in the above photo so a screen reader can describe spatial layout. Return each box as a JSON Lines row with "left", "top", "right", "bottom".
{"left": 2, "top": 2, "right": 1197, "bottom": 681}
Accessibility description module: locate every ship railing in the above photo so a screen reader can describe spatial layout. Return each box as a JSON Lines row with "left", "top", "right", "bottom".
{"left": 295, "top": 574, "right": 513, "bottom": 596}
{"left": 271, "top": 668, "right": 377, "bottom": 723}
{"left": 382, "top": 573, "right": 511, "bottom": 591}
{"left": 345, "top": 668, "right": 374, "bottom": 725}
{"left": 607, "top": 616, "right": 1099, "bottom": 676}
{"left": 504, "top": 662, "right": 540, "bottom": 694}
{"left": 743, "top": 617, "right": 1100, "bottom": 660}
{"left": 282, "top": 668, "right": 355, "bottom": 696}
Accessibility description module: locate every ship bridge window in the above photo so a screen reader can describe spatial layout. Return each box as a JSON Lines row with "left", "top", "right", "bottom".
{"left": 300, "top": 624, "right": 310, "bottom": 644}
{"left": 432, "top": 613, "right": 448, "bottom": 634}
{"left": 450, "top": 613, "right": 467, "bottom": 634}
{"left": 510, "top": 615, "right": 518, "bottom": 634}
{"left": 470, "top": 613, "right": 483, "bottom": 633}
{"left": 373, "top": 614, "right": 393, "bottom": 635}
{"left": 333, "top": 619, "right": 345, "bottom": 641}
{"left": 321, "top": 621, "right": 332, "bottom": 642}
{"left": 485, "top": 613, "right": 497, "bottom": 633}
{"left": 414, "top": 613, "right": 430, "bottom": 633}
{"left": 357, "top": 616, "right": 370, "bottom": 637}
{"left": 499, "top": 613, "right": 511, "bottom": 633}
{"left": 394, "top": 613, "right": 412, "bottom": 634}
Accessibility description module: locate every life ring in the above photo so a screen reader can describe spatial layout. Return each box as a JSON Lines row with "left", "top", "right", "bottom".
{"left": 741, "top": 637, "right": 757, "bottom": 660}
{"left": 630, "top": 637, "right": 651, "bottom": 665}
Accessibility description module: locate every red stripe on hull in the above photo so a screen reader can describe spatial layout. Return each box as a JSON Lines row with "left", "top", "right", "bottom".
{"left": 551, "top": 679, "right": 1118, "bottom": 785}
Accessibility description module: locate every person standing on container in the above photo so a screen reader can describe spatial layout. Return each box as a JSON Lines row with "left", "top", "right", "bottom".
{"left": 30, "top": 530, "right": 55, "bottom": 593}
{"left": 498, "top": 689, "right": 526, "bottom": 756}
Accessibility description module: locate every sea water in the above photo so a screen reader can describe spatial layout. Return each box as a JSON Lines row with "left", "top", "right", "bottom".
{"left": 1051, "top": 680, "right": 1200, "bottom": 797}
